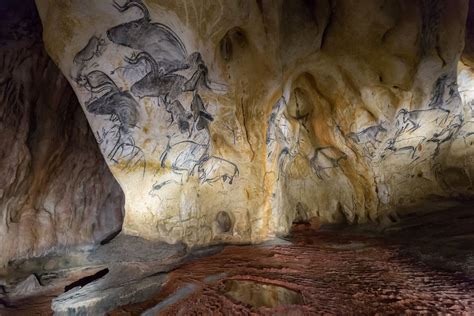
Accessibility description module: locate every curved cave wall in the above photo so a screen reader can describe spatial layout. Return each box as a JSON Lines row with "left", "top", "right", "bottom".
{"left": 30, "top": 0, "right": 474, "bottom": 247}
{"left": 0, "top": 0, "right": 124, "bottom": 267}
{"left": 463, "top": 0, "right": 474, "bottom": 67}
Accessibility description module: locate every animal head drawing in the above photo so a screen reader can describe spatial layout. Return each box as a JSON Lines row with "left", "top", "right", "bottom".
{"left": 347, "top": 133, "right": 359, "bottom": 143}
{"left": 383, "top": 138, "right": 396, "bottom": 152}
{"left": 379, "top": 120, "right": 389, "bottom": 131}
{"left": 395, "top": 109, "right": 408, "bottom": 128}
{"left": 397, "top": 109, "right": 408, "bottom": 117}
{"left": 130, "top": 73, "right": 156, "bottom": 98}
{"left": 86, "top": 92, "right": 113, "bottom": 115}
{"left": 107, "top": 0, "right": 150, "bottom": 45}
{"left": 197, "top": 157, "right": 209, "bottom": 184}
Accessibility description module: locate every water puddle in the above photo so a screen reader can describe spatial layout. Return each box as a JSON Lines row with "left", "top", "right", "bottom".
{"left": 222, "top": 280, "right": 304, "bottom": 308}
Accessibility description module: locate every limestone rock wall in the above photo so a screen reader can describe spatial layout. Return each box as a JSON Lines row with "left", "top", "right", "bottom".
{"left": 463, "top": 0, "right": 474, "bottom": 68}
{"left": 35, "top": 0, "right": 473, "bottom": 246}
{"left": 0, "top": 0, "right": 124, "bottom": 267}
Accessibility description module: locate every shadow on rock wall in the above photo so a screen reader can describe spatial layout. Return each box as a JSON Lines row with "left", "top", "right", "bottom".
{"left": 0, "top": 0, "right": 124, "bottom": 267}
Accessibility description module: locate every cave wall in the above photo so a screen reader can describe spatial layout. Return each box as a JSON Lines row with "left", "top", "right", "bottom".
{"left": 463, "top": 0, "right": 474, "bottom": 67}
{"left": 34, "top": 0, "right": 473, "bottom": 246}
{"left": 0, "top": 0, "right": 124, "bottom": 267}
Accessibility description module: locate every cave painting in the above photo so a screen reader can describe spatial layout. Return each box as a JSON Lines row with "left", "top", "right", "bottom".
{"left": 32, "top": 0, "right": 474, "bottom": 250}
{"left": 343, "top": 71, "right": 467, "bottom": 167}
{"left": 264, "top": 66, "right": 469, "bottom": 191}
{"left": 71, "top": 0, "right": 237, "bottom": 193}
{"left": 266, "top": 97, "right": 305, "bottom": 181}
{"left": 266, "top": 97, "right": 349, "bottom": 182}
{"left": 347, "top": 122, "right": 388, "bottom": 158}
{"left": 310, "top": 147, "right": 348, "bottom": 180}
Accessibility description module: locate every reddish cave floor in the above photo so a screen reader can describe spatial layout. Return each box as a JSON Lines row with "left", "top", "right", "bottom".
{"left": 111, "top": 224, "right": 474, "bottom": 315}
{"left": 2, "top": 205, "right": 473, "bottom": 315}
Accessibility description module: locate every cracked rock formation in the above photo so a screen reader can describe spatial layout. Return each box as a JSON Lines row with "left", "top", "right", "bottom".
{"left": 0, "top": 0, "right": 124, "bottom": 267}
{"left": 34, "top": 0, "right": 474, "bottom": 247}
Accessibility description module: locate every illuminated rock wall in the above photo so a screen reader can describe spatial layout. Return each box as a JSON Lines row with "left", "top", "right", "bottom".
{"left": 35, "top": 0, "right": 473, "bottom": 246}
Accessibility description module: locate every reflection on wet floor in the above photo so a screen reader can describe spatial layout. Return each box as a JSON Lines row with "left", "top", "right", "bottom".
{"left": 222, "top": 279, "right": 304, "bottom": 308}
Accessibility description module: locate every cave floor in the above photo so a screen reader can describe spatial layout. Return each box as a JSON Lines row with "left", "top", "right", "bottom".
{"left": 111, "top": 208, "right": 474, "bottom": 315}
{"left": 1, "top": 202, "right": 474, "bottom": 315}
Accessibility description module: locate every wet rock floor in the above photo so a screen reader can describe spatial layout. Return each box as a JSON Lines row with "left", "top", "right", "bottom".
{"left": 110, "top": 225, "right": 474, "bottom": 315}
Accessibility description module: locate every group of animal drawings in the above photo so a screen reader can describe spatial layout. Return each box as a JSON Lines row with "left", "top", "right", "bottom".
{"left": 270, "top": 75, "right": 472, "bottom": 181}
{"left": 266, "top": 99, "right": 349, "bottom": 181}
{"left": 72, "top": 0, "right": 238, "bottom": 187}
{"left": 348, "top": 76, "right": 473, "bottom": 162}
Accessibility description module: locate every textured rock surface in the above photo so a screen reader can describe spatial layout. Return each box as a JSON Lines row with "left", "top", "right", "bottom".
{"left": 0, "top": 234, "right": 220, "bottom": 315}
{"left": 2, "top": 202, "right": 472, "bottom": 314}
{"left": 35, "top": 0, "right": 474, "bottom": 246}
{"left": 0, "top": 0, "right": 124, "bottom": 267}
{"left": 112, "top": 204, "right": 474, "bottom": 315}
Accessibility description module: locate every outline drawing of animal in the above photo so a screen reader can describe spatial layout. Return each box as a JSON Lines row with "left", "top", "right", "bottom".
{"left": 73, "top": 35, "right": 106, "bottom": 65}
{"left": 83, "top": 70, "right": 139, "bottom": 133}
{"left": 347, "top": 122, "right": 387, "bottom": 153}
{"left": 107, "top": 0, "right": 189, "bottom": 75}
{"left": 165, "top": 100, "right": 193, "bottom": 136}
{"left": 381, "top": 136, "right": 426, "bottom": 160}
{"left": 191, "top": 93, "right": 213, "bottom": 131}
{"left": 125, "top": 52, "right": 207, "bottom": 101}
{"left": 458, "top": 120, "right": 474, "bottom": 145}
{"left": 197, "top": 156, "right": 239, "bottom": 185}
{"left": 99, "top": 126, "right": 145, "bottom": 173}
{"left": 395, "top": 108, "right": 450, "bottom": 134}
{"left": 428, "top": 114, "right": 463, "bottom": 156}
{"left": 310, "top": 146, "right": 347, "bottom": 179}
{"left": 126, "top": 51, "right": 186, "bottom": 100}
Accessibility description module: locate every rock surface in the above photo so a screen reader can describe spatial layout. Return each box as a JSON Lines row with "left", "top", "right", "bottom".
{"left": 0, "top": 0, "right": 124, "bottom": 267}
{"left": 2, "top": 201, "right": 472, "bottom": 315}
{"left": 33, "top": 0, "right": 474, "bottom": 247}
{"left": 0, "top": 234, "right": 221, "bottom": 315}
{"left": 111, "top": 203, "right": 474, "bottom": 315}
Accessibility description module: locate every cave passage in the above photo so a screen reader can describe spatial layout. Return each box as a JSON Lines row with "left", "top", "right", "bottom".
{"left": 1, "top": 0, "right": 474, "bottom": 314}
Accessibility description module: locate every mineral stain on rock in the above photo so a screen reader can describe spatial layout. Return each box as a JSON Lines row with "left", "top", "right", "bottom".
{"left": 215, "top": 211, "right": 232, "bottom": 233}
